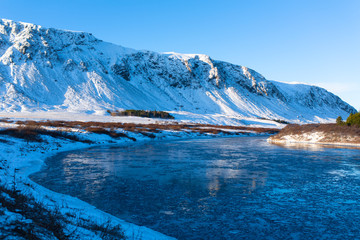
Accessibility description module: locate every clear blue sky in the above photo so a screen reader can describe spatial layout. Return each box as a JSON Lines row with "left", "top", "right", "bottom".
{"left": 1, "top": 0, "right": 359, "bottom": 109}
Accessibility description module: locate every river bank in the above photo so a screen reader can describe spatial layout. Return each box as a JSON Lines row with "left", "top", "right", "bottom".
{"left": 268, "top": 123, "right": 360, "bottom": 148}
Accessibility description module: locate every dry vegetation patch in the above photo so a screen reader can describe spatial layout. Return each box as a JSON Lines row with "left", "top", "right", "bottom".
{"left": 0, "top": 126, "right": 91, "bottom": 143}
{"left": 270, "top": 124, "right": 360, "bottom": 144}
{"left": 0, "top": 184, "right": 126, "bottom": 239}
{"left": 85, "top": 127, "right": 136, "bottom": 141}
{"left": 0, "top": 118, "right": 279, "bottom": 142}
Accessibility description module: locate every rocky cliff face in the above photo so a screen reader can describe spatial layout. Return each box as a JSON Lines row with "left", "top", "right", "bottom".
{"left": 0, "top": 19, "right": 356, "bottom": 123}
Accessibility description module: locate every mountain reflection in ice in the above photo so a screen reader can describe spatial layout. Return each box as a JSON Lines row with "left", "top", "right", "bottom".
{"left": 31, "top": 137, "right": 360, "bottom": 239}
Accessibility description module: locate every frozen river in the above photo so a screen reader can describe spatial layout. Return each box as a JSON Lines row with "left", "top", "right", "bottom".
{"left": 31, "top": 137, "right": 360, "bottom": 239}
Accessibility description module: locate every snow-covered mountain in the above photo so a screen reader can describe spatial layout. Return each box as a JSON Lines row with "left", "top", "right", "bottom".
{"left": 0, "top": 19, "right": 356, "bottom": 124}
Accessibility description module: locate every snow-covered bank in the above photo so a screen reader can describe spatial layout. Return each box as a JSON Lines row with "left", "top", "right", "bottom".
{"left": 0, "top": 127, "right": 174, "bottom": 239}
{"left": 0, "top": 118, "right": 275, "bottom": 239}
{"left": 0, "top": 112, "right": 164, "bottom": 125}
{"left": 0, "top": 111, "right": 286, "bottom": 129}
{"left": 267, "top": 124, "right": 360, "bottom": 148}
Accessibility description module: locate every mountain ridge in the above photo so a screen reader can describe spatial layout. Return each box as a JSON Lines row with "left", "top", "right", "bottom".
{"left": 0, "top": 18, "right": 356, "bottom": 124}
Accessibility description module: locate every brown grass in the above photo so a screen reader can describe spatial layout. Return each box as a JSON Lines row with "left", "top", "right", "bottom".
{"left": 0, "top": 184, "right": 69, "bottom": 239}
{"left": 271, "top": 123, "right": 360, "bottom": 143}
{"left": 0, "top": 118, "right": 13, "bottom": 123}
{"left": 0, "top": 184, "right": 126, "bottom": 239}
{"left": 12, "top": 120, "right": 279, "bottom": 133}
{"left": 6, "top": 120, "right": 279, "bottom": 141}
{"left": 0, "top": 126, "right": 91, "bottom": 143}
{"left": 85, "top": 127, "right": 136, "bottom": 141}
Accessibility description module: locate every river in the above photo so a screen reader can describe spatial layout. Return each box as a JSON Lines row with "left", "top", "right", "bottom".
{"left": 30, "top": 137, "right": 360, "bottom": 239}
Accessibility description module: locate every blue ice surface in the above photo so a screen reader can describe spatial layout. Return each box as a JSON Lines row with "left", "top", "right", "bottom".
{"left": 31, "top": 136, "right": 360, "bottom": 239}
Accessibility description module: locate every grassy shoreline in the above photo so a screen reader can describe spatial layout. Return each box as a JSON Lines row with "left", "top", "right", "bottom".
{"left": 268, "top": 123, "right": 360, "bottom": 147}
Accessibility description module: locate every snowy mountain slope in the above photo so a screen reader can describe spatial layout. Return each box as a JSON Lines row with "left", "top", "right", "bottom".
{"left": 0, "top": 19, "right": 356, "bottom": 123}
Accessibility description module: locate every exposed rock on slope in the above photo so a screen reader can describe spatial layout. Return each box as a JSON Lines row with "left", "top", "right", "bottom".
{"left": 0, "top": 19, "right": 356, "bottom": 123}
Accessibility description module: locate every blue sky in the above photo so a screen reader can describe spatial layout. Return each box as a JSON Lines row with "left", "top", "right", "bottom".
{"left": 1, "top": 0, "right": 359, "bottom": 109}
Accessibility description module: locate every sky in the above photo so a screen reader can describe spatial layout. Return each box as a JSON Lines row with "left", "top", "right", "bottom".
{"left": 1, "top": 0, "right": 359, "bottom": 109}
